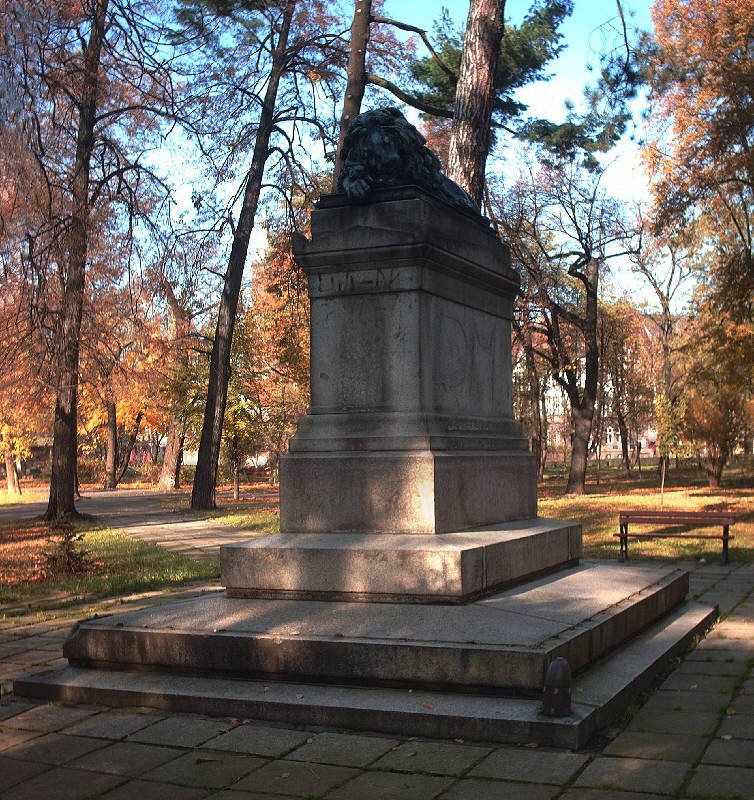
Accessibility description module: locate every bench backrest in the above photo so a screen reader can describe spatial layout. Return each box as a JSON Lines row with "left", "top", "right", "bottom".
{"left": 619, "top": 510, "right": 736, "bottom": 525}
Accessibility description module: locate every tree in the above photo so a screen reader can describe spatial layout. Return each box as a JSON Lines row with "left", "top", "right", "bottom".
{"left": 1, "top": 0, "right": 179, "bottom": 518}
{"left": 682, "top": 290, "right": 753, "bottom": 488}
{"left": 499, "top": 158, "right": 635, "bottom": 493}
{"left": 630, "top": 230, "right": 693, "bottom": 480}
{"left": 189, "top": 0, "right": 298, "bottom": 510}
{"left": 446, "top": 0, "right": 507, "bottom": 203}
{"left": 645, "top": 0, "right": 754, "bottom": 323}
{"left": 600, "top": 300, "right": 655, "bottom": 477}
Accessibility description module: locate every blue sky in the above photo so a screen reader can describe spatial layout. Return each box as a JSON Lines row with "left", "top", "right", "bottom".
{"left": 380, "top": 0, "right": 656, "bottom": 203}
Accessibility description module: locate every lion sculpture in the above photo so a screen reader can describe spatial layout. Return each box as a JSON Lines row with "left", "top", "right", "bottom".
{"left": 337, "top": 107, "right": 479, "bottom": 214}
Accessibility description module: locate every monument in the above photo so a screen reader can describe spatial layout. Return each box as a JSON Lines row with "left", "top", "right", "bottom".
{"left": 16, "top": 109, "right": 716, "bottom": 748}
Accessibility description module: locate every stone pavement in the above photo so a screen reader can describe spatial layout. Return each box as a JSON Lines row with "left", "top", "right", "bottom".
{"left": 0, "top": 561, "right": 752, "bottom": 799}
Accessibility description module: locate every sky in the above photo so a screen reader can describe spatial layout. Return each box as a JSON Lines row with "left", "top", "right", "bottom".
{"left": 378, "top": 0, "right": 673, "bottom": 307}
{"left": 380, "top": 0, "right": 656, "bottom": 201}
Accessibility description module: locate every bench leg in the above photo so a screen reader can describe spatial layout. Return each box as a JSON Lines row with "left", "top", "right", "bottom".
{"left": 619, "top": 524, "right": 628, "bottom": 561}
{"left": 722, "top": 525, "right": 729, "bottom": 566}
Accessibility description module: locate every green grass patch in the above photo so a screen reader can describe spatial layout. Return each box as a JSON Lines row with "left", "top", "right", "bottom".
{"left": 539, "top": 483, "right": 754, "bottom": 562}
{"left": 0, "top": 488, "right": 48, "bottom": 505}
{"left": 207, "top": 508, "right": 280, "bottom": 532}
{"left": 0, "top": 517, "right": 220, "bottom": 606}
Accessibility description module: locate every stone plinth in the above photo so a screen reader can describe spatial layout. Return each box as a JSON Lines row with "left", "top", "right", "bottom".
{"left": 281, "top": 188, "right": 537, "bottom": 535}
{"left": 222, "top": 519, "right": 581, "bottom": 603}
{"left": 59, "top": 565, "right": 692, "bottom": 695}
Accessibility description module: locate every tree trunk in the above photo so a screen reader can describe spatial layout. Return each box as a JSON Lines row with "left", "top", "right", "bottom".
{"left": 539, "top": 384, "right": 549, "bottom": 479}
{"left": 158, "top": 414, "right": 183, "bottom": 490}
{"left": 45, "top": 0, "right": 109, "bottom": 520}
{"left": 522, "top": 327, "right": 543, "bottom": 478}
{"left": 446, "top": 0, "right": 506, "bottom": 205}
{"left": 565, "top": 258, "right": 599, "bottom": 495}
{"left": 332, "top": 0, "right": 372, "bottom": 189}
{"left": 175, "top": 432, "right": 184, "bottom": 488}
{"left": 703, "top": 449, "right": 727, "bottom": 488}
{"left": 104, "top": 398, "right": 117, "bottom": 489}
{"left": 114, "top": 411, "right": 143, "bottom": 486}
{"left": 191, "top": 0, "right": 296, "bottom": 511}
{"left": 4, "top": 451, "right": 21, "bottom": 495}
{"left": 233, "top": 462, "right": 240, "bottom": 500}
{"left": 617, "top": 408, "right": 631, "bottom": 477}
{"left": 567, "top": 406, "right": 592, "bottom": 495}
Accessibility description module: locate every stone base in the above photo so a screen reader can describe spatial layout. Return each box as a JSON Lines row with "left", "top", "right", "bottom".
{"left": 222, "top": 518, "right": 580, "bottom": 603}
{"left": 60, "top": 563, "right": 685, "bottom": 693}
{"left": 280, "top": 450, "right": 537, "bottom": 534}
{"left": 15, "top": 589, "right": 716, "bottom": 750}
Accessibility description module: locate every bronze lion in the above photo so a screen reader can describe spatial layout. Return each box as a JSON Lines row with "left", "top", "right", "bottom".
{"left": 337, "top": 107, "right": 479, "bottom": 214}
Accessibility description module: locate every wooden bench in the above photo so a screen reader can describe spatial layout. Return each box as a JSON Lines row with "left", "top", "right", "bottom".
{"left": 616, "top": 510, "right": 736, "bottom": 565}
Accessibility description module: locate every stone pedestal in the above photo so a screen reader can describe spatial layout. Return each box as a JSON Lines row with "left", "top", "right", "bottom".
{"left": 281, "top": 189, "right": 537, "bottom": 536}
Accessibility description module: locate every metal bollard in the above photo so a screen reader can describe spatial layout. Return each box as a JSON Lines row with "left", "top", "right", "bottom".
{"left": 541, "top": 657, "right": 572, "bottom": 717}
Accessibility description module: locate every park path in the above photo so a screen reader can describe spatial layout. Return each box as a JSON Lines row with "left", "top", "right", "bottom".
{"left": 0, "top": 487, "right": 277, "bottom": 558}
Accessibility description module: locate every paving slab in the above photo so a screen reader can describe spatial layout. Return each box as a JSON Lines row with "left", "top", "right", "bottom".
{"left": 232, "top": 759, "right": 360, "bottom": 796}
{"left": 659, "top": 672, "right": 740, "bottom": 693}
{"left": 321, "top": 769, "right": 452, "bottom": 800}
{"left": 627, "top": 708, "right": 720, "bottom": 737}
{"left": 468, "top": 746, "right": 588, "bottom": 784}
{"left": 0, "top": 764, "right": 124, "bottom": 800}
{"left": 686, "top": 764, "right": 754, "bottom": 799}
{"left": 142, "top": 750, "right": 267, "bottom": 788}
{"left": 1, "top": 731, "right": 106, "bottom": 765}
{"left": 670, "top": 659, "right": 749, "bottom": 677}
{"left": 68, "top": 739, "right": 184, "bottom": 776}
{"left": 643, "top": 689, "right": 732, "bottom": 714}
{"left": 128, "top": 714, "right": 237, "bottom": 747}
{"left": 717, "top": 713, "right": 754, "bottom": 739}
{"left": 730, "top": 694, "right": 754, "bottom": 714}
{"left": 573, "top": 755, "right": 689, "bottom": 794}
{"left": 701, "top": 737, "right": 754, "bottom": 767}
{"left": 61, "top": 708, "right": 165, "bottom": 739}
{"left": 99, "top": 779, "right": 209, "bottom": 800}
{"left": 602, "top": 730, "right": 707, "bottom": 762}
{"left": 202, "top": 723, "right": 311, "bottom": 757}
{"left": 1, "top": 702, "right": 99, "bottom": 731}
{"left": 0, "top": 699, "right": 35, "bottom": 721}
{"left": 205, "top": 790, "right": 298, "bottom": 800}
{"left": 286, "top": 732, "right": 398, "bottom": 767}
{"left": 559, "top": 791, "right": 671, "bottom": 800}
{"left": 0, "top": 727, "right": 42, "bottom": 752}
{"left": 369, "top": 740, "right": 492, "bottom": 775}
{"left": 0, "top": 753, "right": 51, "bottom": 792}
{"left": 439, "top": 778, "right": 559, "bottom": 799}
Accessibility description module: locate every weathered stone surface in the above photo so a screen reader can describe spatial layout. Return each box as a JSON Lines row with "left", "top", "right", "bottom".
{"left": 15, "top": 599, "right": 716, "bottom": 750}
{"left": 222, "top": 519, "right": 580, "bottom": 602}
{"left": 61, "top": 564, "right": 690, "bottom": 693}
{"left": 281, "top": 190, "right": 537, "bottom": 535}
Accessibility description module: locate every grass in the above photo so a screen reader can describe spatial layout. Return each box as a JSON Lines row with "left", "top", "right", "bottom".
{"left": 0, "top": 488, "right": 48, "bottom": 505}
{"left": 539, "top": 457, "right": 754, "bottom": 562}
{"left": 0, "top": 517, "right": 220, "bottom": 607}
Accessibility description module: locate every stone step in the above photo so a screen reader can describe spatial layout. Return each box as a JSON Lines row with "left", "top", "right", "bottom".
{"left": 222, "top": 518, "right": 582, "bottom": 603}
{"left": 61, "top": 563, "right": 688, "bottom": 692}
{"left": 15, "top": 600, "right": 717, "bottom": 750}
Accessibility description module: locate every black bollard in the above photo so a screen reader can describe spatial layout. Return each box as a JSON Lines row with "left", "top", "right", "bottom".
{"left": 541, "top": 657, "right": 572, "bottom": 717}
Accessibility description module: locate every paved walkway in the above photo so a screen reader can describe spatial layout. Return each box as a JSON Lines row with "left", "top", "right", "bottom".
{"left": 0, "top": 560, "right": 752, "bottom": 799}
{"left": 0, "top": 487, "right": 278, "bottom": 559}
